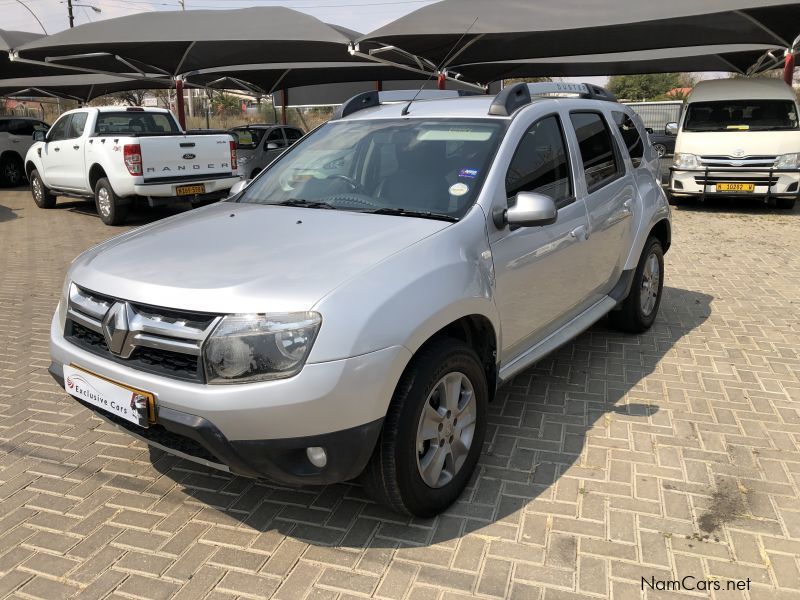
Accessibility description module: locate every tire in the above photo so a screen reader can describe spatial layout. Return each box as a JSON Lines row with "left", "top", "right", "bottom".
{"left": 94, "top": 177, "right": 129, "bottom": 226}
{"left": 30, "top": 169, "right": 57, "bottom": 208}
{"left": 609, "top": 236, "right": 664, "bottom": 334}
{"left": 362, "top": 338, "right": 488, "bottom": 517}
{"left": 653, "top": 143, "right": 667, "bottom": 158}
{"left": 0, "top": 153, "right": 24, "bottom": 187}
{"left": 775, "top": 198, "right": 796, "bottom": 210}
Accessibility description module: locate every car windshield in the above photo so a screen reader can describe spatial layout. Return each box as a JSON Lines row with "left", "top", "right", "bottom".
{"left": 684, "top": 100, "right": 799, "bottom": 132}
{"left": 235, "top": 118, "right": 506, "bottom": 220}
{"left": 94, "top": 112, "right": 180, "bottom": 135}
{"left": 231, "top": 127, "right": 266, "bottom": 149}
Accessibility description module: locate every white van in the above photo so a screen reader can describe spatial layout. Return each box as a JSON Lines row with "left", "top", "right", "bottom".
{"left": 668, "top": 79, "right": 800, "bottom": 209}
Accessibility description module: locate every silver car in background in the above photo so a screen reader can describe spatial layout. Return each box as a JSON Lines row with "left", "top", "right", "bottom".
{"left": 50, "top": 83, "right": 671, "bottom": 516}
{"left": 229, "top": 124, "right": 305, "bottom": 179}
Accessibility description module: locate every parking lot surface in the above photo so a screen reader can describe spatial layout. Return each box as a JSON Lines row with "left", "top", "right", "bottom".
{"left": 1, "top": 189, "right": 799, "bottom": 600}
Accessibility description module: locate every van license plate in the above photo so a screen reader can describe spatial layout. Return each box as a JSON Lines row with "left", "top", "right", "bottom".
{"left": 63, "top": 365, "right": 153, "bottom": 428}
{"left": 716, "top": 183, "right": 754, "bottom": 192}
{"left": 176, "top": 184, "right": 205, "bottom": 196}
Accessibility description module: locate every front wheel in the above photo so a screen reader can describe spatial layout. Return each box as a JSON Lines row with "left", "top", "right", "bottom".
{"left": 609, "top": 236, "right": 664, "bottom": 333}
{"left": 30, "top": 169, "right": 56, "bottom": 208}
{"left": 94, "top": 178, "right": 129, "bottom": 226}
{"left": 362, "top": 338, "right": 487, "bottom": 517}
{"left": 0, "top": 153, "right": 24, "bottom": 187}
{"left": 653, "top": 143, "right": 667, "bottom": 158}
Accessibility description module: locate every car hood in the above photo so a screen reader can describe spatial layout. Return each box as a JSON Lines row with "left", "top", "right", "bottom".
{"left": 675, "top": 131, "right": 800, "bottom": 157}
{"left": 70, "top": 202, "right": 450, "bottom": 314}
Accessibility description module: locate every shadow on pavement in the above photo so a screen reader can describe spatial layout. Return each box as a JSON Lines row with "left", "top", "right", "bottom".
{"left": 0, "top": 204, "right": 18, "bottom": 222}
{"left": 144, "top": 286, "right": 713, "bottom": 548}
{"left": 55, "top": 198, "right": 196, "bottom": 226}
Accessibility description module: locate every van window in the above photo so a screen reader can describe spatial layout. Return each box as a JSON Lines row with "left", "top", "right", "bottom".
{"left": 684, "top": 100, "right": 799, "bottom": 132}
{"left": 570, "top": 112, "right": 622, "bottom": 191}
{"left": 612, "top": 111, "right": 644, "bottom": 168}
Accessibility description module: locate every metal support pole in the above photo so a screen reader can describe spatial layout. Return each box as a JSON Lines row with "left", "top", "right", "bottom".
{"left": 175, "top": 78, "right": 186, "bottom": 130}
{"left": 784, "top": 51, "right": 796, "bottom": 86}
{"left": 281, "top": 89, "right": 287, "bottom": 125}
{"left": 67, "top": 0, "right": 74, "bottom": 27}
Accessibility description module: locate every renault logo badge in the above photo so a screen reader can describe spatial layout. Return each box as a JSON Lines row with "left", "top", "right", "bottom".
{"left": 102, "top": 302, "right": 131, "bottom": 356}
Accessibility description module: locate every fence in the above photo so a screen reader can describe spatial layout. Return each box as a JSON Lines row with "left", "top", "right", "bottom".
{"left": 623, "top": 101, "right": 684, "bottom": 132}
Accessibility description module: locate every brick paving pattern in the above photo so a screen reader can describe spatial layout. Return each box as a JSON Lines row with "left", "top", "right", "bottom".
{"left": 1, "top": 189, "right": 799, "bottom": 599}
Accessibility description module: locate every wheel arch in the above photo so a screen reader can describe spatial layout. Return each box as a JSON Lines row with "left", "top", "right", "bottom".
{"left": 88, "top": 163, "right": 108, "bottom": 192}
{"left": 25, "top": 159, "right": 38, "bottom": 180}
{"left": 649, "top": 218, "right": 671, "bottom": 253}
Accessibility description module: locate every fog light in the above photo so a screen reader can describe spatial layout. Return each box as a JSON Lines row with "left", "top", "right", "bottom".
{"left": 306, "top": 446, "right": 327, "bottom": 468}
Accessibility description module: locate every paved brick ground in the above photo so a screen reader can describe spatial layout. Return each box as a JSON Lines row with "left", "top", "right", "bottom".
{"left": 1, "top": 189, "right": 799, "bottom": 600}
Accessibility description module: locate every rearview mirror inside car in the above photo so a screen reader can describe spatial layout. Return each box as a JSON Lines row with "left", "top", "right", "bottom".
{"left": 228, "top": 179, "right": 250, "bottom": 197}
{"left": 665, "top": 122, "right": 678, "bottom": 136}
{"left": 494, "top": 192, "right": 558, "bottom": 228}
{"left": 33, "top": 131, "right": 46, "bottom": 142}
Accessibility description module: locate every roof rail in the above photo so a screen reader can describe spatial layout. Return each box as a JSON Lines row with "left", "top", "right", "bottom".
{"left": 489, "top": 82, "right": 617, "bottom": 116}
{"left": 332, "top": 89, "right": 481, "bottom": 119}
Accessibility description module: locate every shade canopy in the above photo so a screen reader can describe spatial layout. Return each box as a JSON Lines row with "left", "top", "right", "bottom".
{"left": 452, "top": 45, "right": 786, "bottom": 82}
{"left": 184, "top": 62, "right": 430, "bottom": 94}
{"left": 13, "top": 8, "right": 360, "bottom": 77}
{"left": 0, "top": 74, "right": 178, "bottom": 102}
{"left": 1, "top": 29, "right": 59, "bottom": 78}
{"left": 359, "top": 0, "right": 800, "bottom": 68}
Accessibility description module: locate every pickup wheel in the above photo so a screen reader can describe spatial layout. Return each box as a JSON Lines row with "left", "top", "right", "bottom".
{"left": 362, "top": 338, "right": 487, "bottom": 517}
{"left": 652, "top": 143, "right": 667, "bottom": 158}
{"left": 94, "top": 178, "right": 129, "bottom": 226}
{"left": 1, "top": 153, "right": 24, "bottom": 187}
{"left": 610, "top": 236, "right": 664, "bottom": 334}
{"left": 30, "top": 169, "right": 57, "bottom": 208}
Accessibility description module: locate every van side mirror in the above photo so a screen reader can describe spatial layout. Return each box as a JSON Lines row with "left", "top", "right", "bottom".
{"left": 266, "top": 142, "right": 280, "bottom": 150}
{"left": 665, "top": 122, "right": 678, "bottom": 136}
{"left": 33, "top": 130, "right": 46, "bottom": 142}
{"left": 494, "top": 192, "right": 557, "bottom": 228}
{"left": 228, "top": 179, "right": 250, "bottom": 197}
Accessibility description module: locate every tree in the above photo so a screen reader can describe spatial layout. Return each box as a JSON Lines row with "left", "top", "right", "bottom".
{"left": 608, "top": 73, "right": 694, "bottom": 101}
{"left": 503, "top": 76, "right": 552, "bottom": 86}
{"left": 97, "top": 89, "right": 148, "bottom": 107}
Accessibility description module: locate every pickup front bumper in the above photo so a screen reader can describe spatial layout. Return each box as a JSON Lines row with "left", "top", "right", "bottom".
{"left": 669, "top": 166, "right": 800, "bottom": 201}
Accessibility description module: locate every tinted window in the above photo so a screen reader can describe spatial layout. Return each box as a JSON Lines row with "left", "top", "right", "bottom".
{"left": 231, "top": 127, "right": 265, "bottom": 149}
{"left": 505, "top": 115, "right": 572, "bottom": 204}
{"left": 570, "top": 112, "right": 621, "bottom": 191}
{"left": 9, "top": 120, "right": 47, "bottom": 136}
{"left": 48, "top": 115, "right": 71, "bottom": 141}
{"left": 0, "top": 120, "right": 10, "bottom": 133}
{"left": 266, "top": 128, "right": 286, "bottom": 147}
{"left": 285, "top": 128, "right": 303, "bottom": 144}
{"left": 684, "top": 100, "right": 798, "bottom": 132}
{"left": 95, "top": 112, "right": 179, "bottom": 135}
{"left": 612, "top": 111, "right": 644, "bottom": 168}
{"left": 67, "top": 112, "right": 88, "bottom": 139}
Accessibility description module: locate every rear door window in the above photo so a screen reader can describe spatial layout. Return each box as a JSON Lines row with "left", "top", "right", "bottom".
{"left": 67, "top": 112, "right": 88, "bottom": 139}
{"left": 570, "top": 112, "right": 622, "bottom": 192}
{"left": 266, "top": 128, "right": 286, "bottom": 148}
{"left": 612, "top": 111, "right": 645, "bottom": 168}
{"left": 505, "top": 115, "right": 573, "bottom": 207}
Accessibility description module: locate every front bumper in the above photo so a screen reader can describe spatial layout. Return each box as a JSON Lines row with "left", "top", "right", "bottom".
{"left": 669, "top": 166, "right": 800, "bottom": 200}
{"left": 50, "top": 313, "right": 411, "bottom": 484}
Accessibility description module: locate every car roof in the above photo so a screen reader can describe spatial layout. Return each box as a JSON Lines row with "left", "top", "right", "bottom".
{"left": 688, "top": 79, "right": 797, "bottom": 103}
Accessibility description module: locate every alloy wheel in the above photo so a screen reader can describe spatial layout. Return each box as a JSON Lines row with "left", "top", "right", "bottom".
{"left": 640, "top": 252, "right": 660, "bottom": 316}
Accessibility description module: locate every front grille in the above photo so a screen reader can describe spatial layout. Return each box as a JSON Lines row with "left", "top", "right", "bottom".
{"left": 694, "top": 175, "right": 779, "bottom": 186}
{"left": 699, "top": 155, "right": 777, "bottom": 168}
{"left": 64, "top": 284, "right": 220, "bottom": 383}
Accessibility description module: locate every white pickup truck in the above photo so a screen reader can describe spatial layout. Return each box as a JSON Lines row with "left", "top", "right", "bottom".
{"left": 25, "top": 106, "right": 240, "bottom": 225}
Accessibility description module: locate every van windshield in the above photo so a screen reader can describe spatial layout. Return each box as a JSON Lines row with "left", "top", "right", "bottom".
{"left": 236, "top": 118, "right": 506, "bottom": 220}
{"left": 684, "top": 100, "right": 799, "bottom": 132}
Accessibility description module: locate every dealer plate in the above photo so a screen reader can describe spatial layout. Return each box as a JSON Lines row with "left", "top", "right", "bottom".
{"left": 716, "top": 183, "right": 754, "bottom": 192}
{"left": 176, "top": 184, "right": 205, "bottom": 196}
{"left": 63, "top": 364, "right": 154, "bottom": 428}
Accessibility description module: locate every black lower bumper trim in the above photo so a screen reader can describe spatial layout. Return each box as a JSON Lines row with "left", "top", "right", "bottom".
{"left": 49, "top": 360, "right": 383, "bottom": 485}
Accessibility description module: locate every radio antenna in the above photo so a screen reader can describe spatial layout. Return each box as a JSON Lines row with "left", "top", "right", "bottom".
{"left": 401, "top": 16, "right": 479, "bottom": 116}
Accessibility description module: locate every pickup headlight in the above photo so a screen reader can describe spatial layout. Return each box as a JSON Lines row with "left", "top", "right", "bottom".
{"left": 775, "top": 153, "right": 800, "bottom": 169}
{"left": 204, "top": 312, "right": 321, "bottom": 384}
{"left": 673, "top": 153, "right": 699, "bottom": 170}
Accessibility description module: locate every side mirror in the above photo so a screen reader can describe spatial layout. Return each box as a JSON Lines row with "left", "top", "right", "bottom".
{"left": 645, "top": 127, "right": 654, "bottom": 134}
{"left": 494, "top": 192, "right": 557, "bottom": 228}
{"left": 266, "top": 142, "right": 280, "bottom": 150}
{"left": 665, "top": 122, "right": 679, "bottom": 136}
{"left": 33, "top": 130, "right": 46, "bottom": 142}
{"left": 228, "top": 179, "right": 250, "bottom": 197}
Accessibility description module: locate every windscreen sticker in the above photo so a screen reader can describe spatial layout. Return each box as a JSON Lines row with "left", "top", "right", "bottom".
{"left": 449, "top": 183, "right": 469, "bottom": 196}
{"left": 458, "top": 168, "right": 479, "bottom": 179}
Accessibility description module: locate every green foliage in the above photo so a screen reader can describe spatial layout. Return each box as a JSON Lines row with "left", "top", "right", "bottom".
{"left": 211, "top": 92, "right": 243, "bottom": 117}
{"left": 608, "top": 73, "right": 693, "bottom": 101}
{"left": 503, "top": 76, "right": 552, "bottom": 86}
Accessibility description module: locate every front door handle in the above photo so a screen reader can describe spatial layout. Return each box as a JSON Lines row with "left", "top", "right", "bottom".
{"left": 73, "top": 145, "right": 80, "bottom": 150}
{"left": 570, "top": 225, "right": 589, "bottom": 241}
{"left": 53, "top": 147, "right": 60, "bottom": 152}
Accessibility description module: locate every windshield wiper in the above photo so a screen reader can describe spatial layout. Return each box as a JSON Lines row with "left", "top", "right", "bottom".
{"left": 275, "top": 199, "right": 337, "bottom": 209}
{"left": 370, "top": 207, "right": 458, "bottom": 222}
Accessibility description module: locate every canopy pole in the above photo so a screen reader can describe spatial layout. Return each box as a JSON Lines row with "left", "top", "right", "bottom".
{"left": 175, "top": 78, "right": 186, "bottom": 129}
{"left": 281, "top": 89, "right": 287, "bottom": 125}
{"left": 785, "top": 51, "right": 796, "bottom": 85}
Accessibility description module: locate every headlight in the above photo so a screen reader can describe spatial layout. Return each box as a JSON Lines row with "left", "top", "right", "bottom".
{"left": 775, "top": 153, "right": 800, "bottom": 169}
{"left": 204, "top": 312, "right": 321, "bottom": 384}
{"left": 673, "top": 153, "right": 699, "bottom": 170}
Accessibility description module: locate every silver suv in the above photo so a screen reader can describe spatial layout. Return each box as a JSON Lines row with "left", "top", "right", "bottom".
{"left": 50, "top": 83, "right": 671, "bottom": 516}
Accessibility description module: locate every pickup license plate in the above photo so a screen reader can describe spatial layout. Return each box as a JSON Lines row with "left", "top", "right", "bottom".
{"left": 716, "top": 183, "right": 754, "bottom": 192}
{"left": 63, "top": 365, "right": 154, "bottom": 428}
{"left": 176, "top": 184, "right": 205, "bottom": 196}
